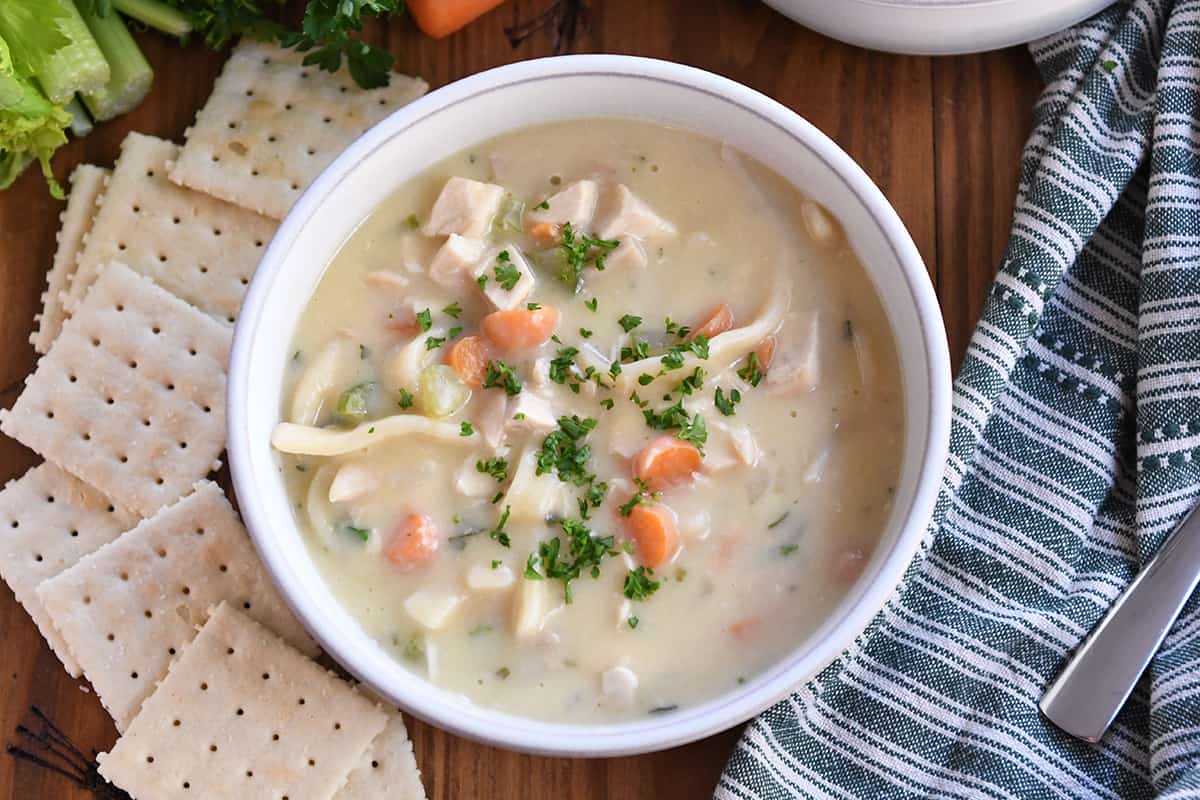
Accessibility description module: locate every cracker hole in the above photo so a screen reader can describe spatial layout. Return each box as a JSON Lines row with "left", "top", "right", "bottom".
{"left": 250, "top": 169, "right": 259, "bottom": 177}
{"left": 107, "top": 633, "right": 114, "bottom": 641}
{"left": 120, "top": 572, "right": 129, "bottom": 581}
{"left": 142, "top": 418, "right": 151, "bottom": 427}
{"left": 183, "top": 782, "right": 190, "bottom": 789}
{"left": 236, "top": 707, "right": 244, "bottom": 715}
{"left": 155, "top": 477, "right": 165, "bottom": 486}
{"left": 262, "top": 672, "right": 270, "bottom": 681}
{"left": 144, "top": 610, "right": 152, "bottom": 619}
{"left": 82, "top": 433, "right": 91, "bottom": 441}
{"left": 333, "top": 722, "right": 341, "bottom": 731}
{"left": 378, "top": 98, "right": 386, "bottom": 106}
{"left": 108, "top": 398, "right": 117, "bottom": 407}
{"left": 226, "top": 315, "right": 235, "bottom": 323}
{"left": 200, "top": 682, "right": 208, "bottom": 691}
{"left": 212, "top": 228, "right": 222, "bottom": 237}
{"left": 339, "top": 86, "right": 347, "bottom": 94}
{"left": 68, "top": 375, "right": 77, "bottom": 383}
{"left": 173, "top": 719, "right": 181, "bottom": 727}
{"left": 267, "top": 135, "right": 276, "bottom": 143}
{"left": 181, "top": 586, "right": 190, "bottom": 595}
{"left": 371, "top": 760, "right": 379, "bottom": 769}
{"left": 297, "top": 698, "right": 305, "bottom": 706}
{"left": 254, "top": 239, "right": 264, "bottom": 248}
{"left": 290, "top": 182, "right": 299, "bottom": 191}
{"left": 240, "top": 277, "right": 249, "bottom": 286}
{"left": 284, "top": 103, "right": 293, "bottom": 110}
{"left": 203, "top": 405, "right": 213, "bottom": 414}
{"left": 211, "top": 155, "right": 221, "bottom": 163}
{"left": 227, "top": 121, "right": 237, "bottom": 130}
{"left": 132, "top": 205, "right": 140, "bottom": 213}
{"left": 246, "top": 770, "right": 253, "bottom": 778}
{"left": 272, "top": 733, "right": 280, "bottom": 741}
{"left": 92, "top": 338, "right": 101, "bottom": 347}
{"left": 172, "top": 216, "right": 181, "bottom": 224}
{"left": 188, "top": 348, "right": 197, "bottom": 356}
{"left": 219, "top": 564, "right": 228, "bottom": 572}
{"left": 179, "top": 442, "right": 188, "bottom": 450}
{"left": 158, "top": 254, "right": 167, "bottom": 263}
{"left": 117, "top": 242, "right": 126, "bottom": 251}
{"left": 118, "top": 454, "right": 127, "bottom": 463}
{"left": 307, "top": 759, "right": 315, "bottom": 767}
{"left": 152, "top": 326, "right": 161, "bottom": 335}
{"left": 34, "top": 554, "right": 43, "bottom": 563}
{"left": 130, "top": 671, "right": 138, "bottom": 679}
{"left": 168, "top": 647, "right": 176, "bottom": 655}
{"left": 306, "top": 147, "right": 315, "bottom": 156}
{"left": 199, "top": 266, "right": 209, "bottom": 274}
{"left": 209, "top": 744, "right": 217, "bottom": 752}
{"left": 166, "top": 383, "right": 175, "bottom": 391}
{"left": 146, "top": 756, "right": 154, "bottom": 763}
{"left": 245, "top": 89, "right": 254, "bottom": 96}
{"left": 130, "top": 361, "right": 139, "bottom": 370}
{"left": 322, "top": 116, "right": 332, "bottom": 124}
{"left": 156, "top": 548, "right": 167, "bottom": 558}
{"left": 9, "top": 521, "right": 17, "bottom": 529}
{"left": 226, "top": 646, "right": 234, "bottom": 655}
{"left": 243, "top": 601, "right": 252, "bottom": 610}
{"left": 300, "top": 70, "right": 309, "bottom": 79}
{"left": 70, "top": 530, "right": 78, "bottom": 537}
{"left": 45, "top": 410, "right": 54, "bottom": 419}
{"left": 116, "top": 303, "right": 125, "bottom": 312}
{"left": 83, "top": 596, "right": 91, "bottom": 604}
{"left": 195, "top": 527, "right": 205, "bottom": 536}
{"left": 145, "top": 170, "right": 155, "bottom": 178}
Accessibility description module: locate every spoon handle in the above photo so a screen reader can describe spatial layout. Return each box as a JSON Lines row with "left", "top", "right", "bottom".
{"left": 1040, "top": 500, "right": 1200, "bottom": 742}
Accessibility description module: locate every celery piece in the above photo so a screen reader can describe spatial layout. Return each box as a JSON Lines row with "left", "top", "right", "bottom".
{"left": 112, "top": 0, "right": 192, "bottom": 38}
{"left": 0, "top": 1, "right": 109, "bottom": 105}
{"left": 0, "top": 34, "right": 70, "bottom": 197}
{"left": 334, "top": 382, "right": 374, "bottom": 425}
{"left": 77, "top": 3, "right": 152, "bottom": 122}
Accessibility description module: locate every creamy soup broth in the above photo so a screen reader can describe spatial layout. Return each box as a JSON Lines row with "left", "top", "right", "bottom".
{"left": 274, "top": 119, "right": 903, "bottom": 722}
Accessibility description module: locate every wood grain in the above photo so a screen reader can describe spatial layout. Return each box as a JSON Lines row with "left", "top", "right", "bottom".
{"left": 0, "top": 2, "right": 1043, "bottom": 797}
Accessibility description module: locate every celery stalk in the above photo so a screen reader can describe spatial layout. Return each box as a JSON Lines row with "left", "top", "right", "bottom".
{"left": 0, "top": 33, "right": 70, "bottom": 197}
{"left": 0, "top": 1, "right": 109, "bottom": 105}
{"left": 77, "top": 3, "right": 153, "bottom": 122}
{"left": 113, "top": 0, "right": 193, "bottom": 38}
{"left": 65, "top": 97, "right": 93, "bottom": 137}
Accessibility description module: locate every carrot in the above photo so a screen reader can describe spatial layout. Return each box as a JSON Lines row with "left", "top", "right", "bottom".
{"left": 386, "top": 513, "right": 439, "bottom": 571}
{"left": 527, "top": 221, "right": 560, "bottom": 242}
{"left": 480, "top": 306, "right": 559, "bottom": 352}
{"left": 687, "top": 303, "right": 734, "bottom": 341}
{"left": 754, "top": 335, "right": 777, "bottom": 371}
{"left": 408, "top": 0, "right": 508, "bottom": 39}
{"left": 445, "top": 335, "right": 491, "bottom": 388}
{"left": 623, "top": 503, "right": 680, "bottom": 568}
{"left": 632, "top": 435, "right": 702, "bottom": 491}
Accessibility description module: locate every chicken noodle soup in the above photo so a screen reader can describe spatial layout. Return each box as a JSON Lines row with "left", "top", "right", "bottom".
{"left": 274, "top": 119, "right": 903, "bottom": 722}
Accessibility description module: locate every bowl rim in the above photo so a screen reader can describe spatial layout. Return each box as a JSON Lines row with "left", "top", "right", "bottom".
{"left": 228, "top": 53, "right": 951, "bottom": 757}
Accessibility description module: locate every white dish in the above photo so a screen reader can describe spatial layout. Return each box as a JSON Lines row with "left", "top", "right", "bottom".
{"left": 227, "top": 54, "right": 952, "bottom": 756}
{"left": 764, "top": 0, "right": 1111, "bottom": 55}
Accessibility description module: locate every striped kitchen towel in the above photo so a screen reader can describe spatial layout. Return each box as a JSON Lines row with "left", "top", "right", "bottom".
{"left": 718, "top": 1, "right": 1200, "bottom": 797}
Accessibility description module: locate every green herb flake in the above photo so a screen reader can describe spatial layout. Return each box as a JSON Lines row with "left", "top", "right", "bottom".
{"left": 416, "top": 308, "right": 433, "bottom": 332}
{"left": 579, "top": 327, "right": 593, "bottom": 339}
{"left": 359, "top": 343, "right": 369, "bottom": 360}
{"left": 345, "top": 524, "right": 370, "bottom": 542}
{"left": 404, "top": 213, "right": 420, "bottom": 229}
{"left": 476, "top": 274, "right": 489, "bottom": 290}
{"left": 527, "top": 302, "right": 542, "bottom": 310}
{"left": 397, "top": 388, "right": 414, "bottom": 409}
{"left": 600, "top": 398, "right": 615, "bottom": 410}
{"left": 738, "top": 352, "right": 764, "bottom": 387}
{"left": 535, "top": 199, "right": 550, "bottom": 210}
{"left": 442, "top": 301, "right": 463, "bottom": 318}
{"left": 548, "top": 347, "right": 580, "bottom": 385}
{"left": 780, "top": 543, "right": 800, "bottom": 557}
{"left": 714, "top": 386, "right": 742, "bottom": 416}
{"left": 627, "top": 616, "right": 640, "bottom": 629}
{"left": 496, "top": 666, "right": 511, "bottom": 679}
{"left": 488, "top": 505, "right": 512, "bottom": 548}
{"left": 618, "top": 314, "right": 643, "bottom": 333}
{"left": 585, "top": 297, "right": 598, "bottom": 312}
{"left": 483, "top": 360, "right": 523, "bottom": 396}
{"left": 623, "top": 566, "right": 660, "bottom": 601}
{"left": 469, "top": 624, "right": 493, "bottom": 637}
{"left": 476, "top": 457, "right": 508, "bottom": 482}
{"left": 491, "top": 559, "right": 501, "bottom": 569}
{"left": 768, "top": 512, "right": 790, "bottom": 529}
{"left": 494, "top": 255, "right": 521, "bottom": 291}
{"left": 460, "top": 421, "right": 475, "bottom": 437}
{"left": 448, "top": 325, "right": 463, "bottom": 339}
{"left": 425, "top": 335, "right": 447, "bottom": 351}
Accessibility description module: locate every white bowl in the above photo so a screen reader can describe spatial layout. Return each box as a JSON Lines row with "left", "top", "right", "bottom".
{"left": 227, "top": 54, "right": 951, "bottom": 757}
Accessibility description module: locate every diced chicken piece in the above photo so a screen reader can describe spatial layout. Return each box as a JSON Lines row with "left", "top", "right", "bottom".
{"left": 454, "top": 455, "right": 496, "bottom": 498}
{"left": 423, "top": 176, "right": 505, "bottom": 238}
{"left": 429, "top": 234, "right": 487, "bottom": 291}
{"left": 513, "top": 577, "right": 550, "bottom": 638}
{"left": 768, "top": 312, "right": 820, "bottom": 395}
{"left": 704, "top": 421, "right": 760, "bottom": 473}
{"left": 506, "top": 448, "right": 574, "bottom": 523}
{"left": 506, "top": 391, "right": 557, "bottom": 435}
{"left": 594, "top": 184, "right": 676, "bottom": 240}
{"left": 404, "top": 590, "right": 464, "bottom": 630}
{"left": 680, "top": 509, "right": 711, "bottom": 541}
{"left": 473, "top": 246, "right": 536, "bottom": 310}
{"left": 801, "top": 199, "right": 838, "bottom": 244}
{"left": 466, "top": 563, "right": 515, "bottom": 591}
{"left": 608, "top": 403, "right": 650, "bottom": 459}
{"left": 602, "top": 236, "right": 647, "bottom": 271}
{"left": 530, "top": 356, "right": 551, "bottom": 389}
{"left": 600, "top": 666, "right": 639, "bottom": 706}
{"left": 474, "top": 390, "right": 510, "bottom": 450}
{"left": 527, "top": 179, "right": 599, "bottom": 228}
{"left": 388, "top": 294, "right": 449, "bottom": 332}
{"left": 328, "top": 463, "right": 378, "bottom": 504}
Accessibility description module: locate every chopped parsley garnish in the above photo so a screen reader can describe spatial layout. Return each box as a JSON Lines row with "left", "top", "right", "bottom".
{"left": 556, "top": 222, "right": 620, "bottom": 291}
{"left": 536, "top": 415, "right": 597, "bottom": 483}
{"left": 442, "top": 301, "right": 463, "bottom": 318}
{"left": 359, "top": 343, "right": 369, "bottom": 360}
{"left": 415, "top": 308, "right": 433, "bottom": 332}
{"left": 618, "top": 492, "right": 644, "bottom": 517}
{"left": 629, "top": 390, "right": 649, "bottom": 408}
{"left": 491, "top": 559, "right": 502, "bottom": 569}
{"left": 677, "top": 413, "right": 708, "bottom": 450}
{"left": 609, "top": 361, "right": 623, "bottom": 378}
{"left": 495, "top": 666, "right": 511, "bottom": 679}
{"left": 469, "top": 624, "right": 493, "bottom": 636}
{"left": 844, "top": 319, "right": 855, "bottom": 340}
{"left": 714, "top": 386, "right": 741, "bottom": 415}
{"left": 618, "top": 314, "right": 643, "bottom": 333}
{"left": 579, "top": 327, "right": 593, "bottom": 339}
{"left": 483, "top": 360, "right": 523, "bottom": 396}
{"left": 620, "top": 338, "right": 650, "bottom": 363}
{"left": 345, "top": 524, "right": 370, "bottom": 542}
{"left": 738, "top": 352, "right": 764, "bottom": 386}
{"left": 448, "top": 326, "right": 464, "bottom": 339}
{"left": 476, "top": 273, "right": 489, "bottom": 290}
{"left": 460, "top": 421, "right": 475, "bottom": 437}
{"left": 779, "top": 543, "right": 800, "bottom": 557}
{"left": 396, "top": 388, "right": 414, "bottom": 409}
{"left": 404, "top": 213, "right": 420, "bottom": 230}
{"left": 623, "top": 566, "right": 660, "bottom": 601}
{"left": 678, "top": 367, "right": 705, "bottom": 395}
{"left": 476, "top": 457, "right": 509, "bottom": 482}
{"left": 523, "top": 517, "right": 617, "bottom": 604}
{"left": 527, "top": 302, "right": 542, "bottom": 310}
{"left": 627, "top": 616, "right": 639, "bottom": 629}
{"left": 548, "top": 347, "right": 580, "bottom": 385}
{"left": 585, "top": 297, "right": 598, "bottom": 312}
{"left": 535, "top": 199, "right": 550, "bottom": 210}
{"left": 768, "top": 512, "right": 789, "bottom": 529}
{"left": 637, "top": 374, "right": 654, "bottom": 386}
{"left": 425, "top": 335, "right": 446, "bottom": 351}
{"left": 600, "top": 398, "right": 615, "bottom": 410}
{"left": 665, "top": 318, "right": 691, "bottom": 339}
{"left": 488, "top": 506, "right": 512, "bottom": 548}
{"left": 494, "top": 251, "right": 521, "bottom": 290}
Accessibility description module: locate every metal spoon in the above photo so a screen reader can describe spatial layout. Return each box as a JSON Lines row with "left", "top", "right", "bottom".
{"left": 1040, "top": 499, "right": 1200, "bottom": 742}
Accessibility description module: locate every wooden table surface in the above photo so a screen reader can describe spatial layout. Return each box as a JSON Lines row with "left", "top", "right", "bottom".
{"left": 0, "top": 2, "right": 1044, "bottom": 797}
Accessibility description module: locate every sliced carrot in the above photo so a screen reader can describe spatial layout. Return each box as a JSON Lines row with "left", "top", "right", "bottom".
{"left": 445, "top": 335, "right": 490, "bottom": 388}
{"left": 527, "top": 221, "right": 560, "bottom": 242}
{"left": 623, "top": 503, "right": 680, "bottom": 568}
{"left": 687, "top": 303, "right": 734, "bottom": 341}
{"left": 480, "top": 306, "right": 560, "bottom": 352}
{"left": 408, "top": 0, "right": 508, "bottom": 38}
{"left": 754, "top": 335, "right": 777, "bottom": 371}
{"left": 632, "top": 434, "right": 702, "bottom": 491}
{"left": 386, "top": 513, "right": 439, "bottom": 571}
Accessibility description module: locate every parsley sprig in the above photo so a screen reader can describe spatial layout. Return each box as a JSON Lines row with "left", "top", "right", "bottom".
{"left": 555, "top": 223, "right": 619, "bottom": 291}
{"left": 524, "top": 517, "right": 617, "bottom": 604}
